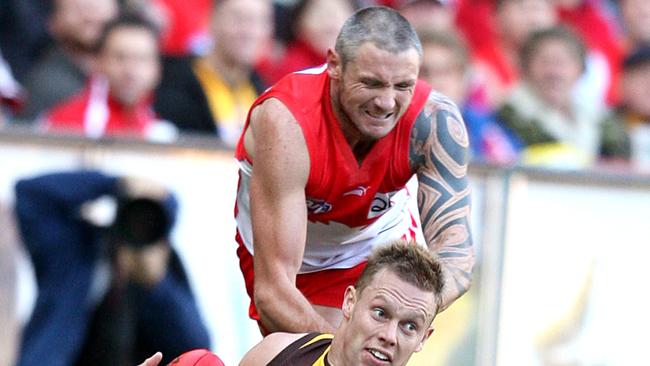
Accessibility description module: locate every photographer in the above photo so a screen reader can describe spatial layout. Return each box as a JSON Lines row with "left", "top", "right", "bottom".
{"left": 14, "top": 170, "right": 210, "bottom": 366}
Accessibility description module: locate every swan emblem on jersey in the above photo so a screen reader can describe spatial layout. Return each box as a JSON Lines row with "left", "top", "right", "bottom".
{"left": 306, "top": 197, "right": 332, "bottom": 214}
{"left": 367, "top": 190, "right": 399, "bottom": 219}
{"left": 343, "top": 185, "right": 369, "bottom": 197}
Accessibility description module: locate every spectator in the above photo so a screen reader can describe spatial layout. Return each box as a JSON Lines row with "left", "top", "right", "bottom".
{"left": 154, "top": 0, "right": 272, "bottom": 145}
{"left": 397, "top": 0, "right": 457, "bottom": 34}
{"left": 42, "top": 13, "right": 177, "bottom": 141}
{"left": 418, "top": 30, "right": 518, "bottom": 163}
{"left": 16, "top": 0, "right": 118, "bottom": 122}
{"left": 598, "top": 46, "right": 650, "bottom": 167}
{"left": 256, "top": 0, "right": 355, "bottom": 85}
{"left": 14, "top": 170, "right": 210, "bottom": 366}
{"left": 496, "top": 26, "right": 611, "bottom": 167}
{"left": 556, "top": 0, "right": 624, "bottom": 106}
{"left": 471, "top": 0, "right": 557, "bottom": 109}
{"left": 619, "top": 0, "right": 650, "bottom": 49}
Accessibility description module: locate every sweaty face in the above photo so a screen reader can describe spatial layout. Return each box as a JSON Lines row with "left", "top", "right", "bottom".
{"left": 98, "top": 26, "right": 160, "bottom": 107}
{"left": 337, "top": 270, "right": 437, "bottom": 366}
{"left": 329, "top": 43, "right": 420, "bottom": 142}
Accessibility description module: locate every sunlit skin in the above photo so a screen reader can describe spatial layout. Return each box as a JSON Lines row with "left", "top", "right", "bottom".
{"left": 98, "top": 26, "right": 160, "bottom": 108}
{"left": 327, "top": 42, "right": 421, "bottom": 156}
{"left": 328, "top": 269, "right": 437, "bottom": 366}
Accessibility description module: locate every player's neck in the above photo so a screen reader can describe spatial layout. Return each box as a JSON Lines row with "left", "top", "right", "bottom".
{"left": 326, "top": 332, "right": 345, "bottom": 366}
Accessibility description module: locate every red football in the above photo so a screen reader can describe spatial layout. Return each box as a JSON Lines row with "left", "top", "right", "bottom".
{"left": 167, "top": 349, "right": 225, "bottom": 366}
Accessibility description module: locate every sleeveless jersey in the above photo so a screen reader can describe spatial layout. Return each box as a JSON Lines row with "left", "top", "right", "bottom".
{"left": 235, "top": 65, "right": 431, "bottom": 273}
{"left": 268, "top": 332, "right": 333, "bottom": 366}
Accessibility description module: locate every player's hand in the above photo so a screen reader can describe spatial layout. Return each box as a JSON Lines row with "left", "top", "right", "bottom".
{"left": 138, "top": 352, "right": 162, "bottom": 366}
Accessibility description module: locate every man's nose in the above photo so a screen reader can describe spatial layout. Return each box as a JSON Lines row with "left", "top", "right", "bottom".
{"left": 378, "top": 321, "right": 398, "bottom": 347}
{"left": 373, "top": 89, "right": 396, "bottom": 111}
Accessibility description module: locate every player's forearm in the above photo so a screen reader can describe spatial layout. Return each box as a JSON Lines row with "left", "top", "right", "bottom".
{"left": 437, "top": 247, "right": 475, "bottom": 310}
{"left": 254, "top": 281, "right": 336, "bottom": 334}
{"left": 423, "top": 216, "right": 475, "bottom": 310}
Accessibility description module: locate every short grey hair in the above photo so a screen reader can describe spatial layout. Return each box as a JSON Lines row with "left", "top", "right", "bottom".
{"left": 335, "top": 6, "right": 423, "bottom": 67}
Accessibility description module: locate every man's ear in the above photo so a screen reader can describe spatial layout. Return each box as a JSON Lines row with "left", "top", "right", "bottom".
{"left": 327, "top": 48, "right": 342, "bottom": 80}
{"left": 342, "top": 285, "right": 356, "bottom": 319}
{"left": 415, "top": 327, "right": 434, "bottom": 353}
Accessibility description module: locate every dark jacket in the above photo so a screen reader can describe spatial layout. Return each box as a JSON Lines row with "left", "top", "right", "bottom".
{"left": 14, "top": 170, "right": 210, "bottom": 366}
{"left": 154, "top": 55, "right": 267, "bottom": 136}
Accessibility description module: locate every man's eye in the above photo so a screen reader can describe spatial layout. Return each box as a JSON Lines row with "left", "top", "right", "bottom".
{"left": 372, "top": 308, "right": 385, "bottom": 318}
{"left": 363, "top": 80, "right": 382, "bottom": 88}
{"left": 404, "top": 322, "right": 417, "bottom": 332}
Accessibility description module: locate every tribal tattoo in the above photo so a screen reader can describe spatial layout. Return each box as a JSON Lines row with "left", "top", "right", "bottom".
{"left": 409, "top": 90, "right": 475, "bottom": 310}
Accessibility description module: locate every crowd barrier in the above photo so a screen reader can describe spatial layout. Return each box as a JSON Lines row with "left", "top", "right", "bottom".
{"left": 1, "top": 129, "right": 649, "bottom": 365}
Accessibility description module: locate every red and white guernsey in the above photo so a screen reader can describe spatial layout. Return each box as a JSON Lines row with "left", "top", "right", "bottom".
{"left": 235, "top": 65, "right": 431, "bottom": 273}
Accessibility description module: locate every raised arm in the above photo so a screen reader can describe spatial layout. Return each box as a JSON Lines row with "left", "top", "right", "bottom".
{"left": 409, "top": 91, "right": 475, "bottom": 310}
{"left": 245, "top": 98, "right": 335, "bottom": 333}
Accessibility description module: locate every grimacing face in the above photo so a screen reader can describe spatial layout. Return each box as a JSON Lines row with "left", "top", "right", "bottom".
{"left": 98, "top": 26, "right": 160, "bottom": 107}
{"left": 327, "top": 42, "right": 420, "bottom": 142}
{"left": 334, "top": 269, "right": 437, "bottom": 366}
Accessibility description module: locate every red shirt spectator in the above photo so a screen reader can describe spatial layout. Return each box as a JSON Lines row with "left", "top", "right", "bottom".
{"left": 44, "top": 77, "right": 159, "bottom": 138}
{"left": 42, "top": 14, "right": 176, "bottom": 141}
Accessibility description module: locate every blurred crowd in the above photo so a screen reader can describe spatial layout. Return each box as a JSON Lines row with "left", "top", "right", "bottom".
{"left": 1, "top": 0, "right": 650, "bottom": 170}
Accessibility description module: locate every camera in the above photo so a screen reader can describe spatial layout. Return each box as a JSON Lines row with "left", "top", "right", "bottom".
{"left": 112, "top": 197, "right": 171, "bottom": 247}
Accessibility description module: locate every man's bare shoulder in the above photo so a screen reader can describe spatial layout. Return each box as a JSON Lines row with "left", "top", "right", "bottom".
{"left": 245, "top": 98, "right": 306, "bottom": 162}
{"left": 251, "top": 98, "right": 295, "bottom": 124}
{"left": 239, "top": 332, "right": 308, "bottom": 366}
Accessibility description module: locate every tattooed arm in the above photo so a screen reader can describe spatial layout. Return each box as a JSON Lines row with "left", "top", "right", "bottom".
{"left": 410, "top": 91, "right": 475, "bottom": 310}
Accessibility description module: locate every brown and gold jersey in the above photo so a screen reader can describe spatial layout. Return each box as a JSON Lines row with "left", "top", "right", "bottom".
{"left": 268, "top": 332, "right": 334, "bottom": 366}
